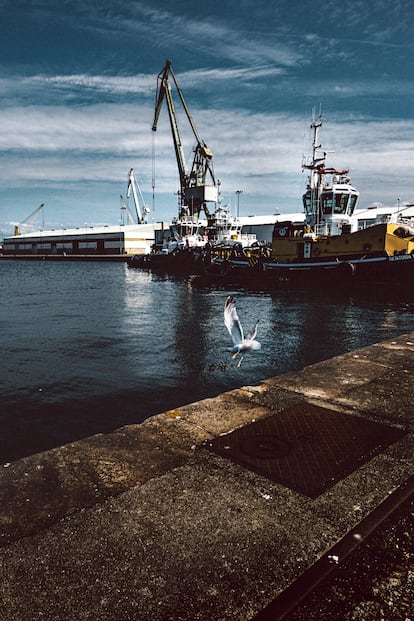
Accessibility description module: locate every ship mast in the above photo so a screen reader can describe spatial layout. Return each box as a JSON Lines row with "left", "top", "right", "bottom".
{"left": 302, "top": 114, "right": 326, "bottom": 229}
{"left": 301, "top": 114, "right": 359, "bottom": 235}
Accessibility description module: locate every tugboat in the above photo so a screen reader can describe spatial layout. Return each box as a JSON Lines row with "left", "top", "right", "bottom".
{"left": 127, "top": 202, "right": 258, "bottom": 274}
{"left": 206, "top": 205, "right": 256, "bottom": 248}
{"left": 127, "top": 209, "right": 208, "bottom": 273}
{"left": 205, "top": 116, "right": 414, "bottom": 288}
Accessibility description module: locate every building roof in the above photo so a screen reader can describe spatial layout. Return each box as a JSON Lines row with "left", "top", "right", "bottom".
{"left": 4, "top": 222, "right": 166, "bottom": 242}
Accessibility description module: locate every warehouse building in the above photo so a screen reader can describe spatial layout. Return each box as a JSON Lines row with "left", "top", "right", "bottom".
{"left": 2, "top": 223, "right": 168, "bottom": 257}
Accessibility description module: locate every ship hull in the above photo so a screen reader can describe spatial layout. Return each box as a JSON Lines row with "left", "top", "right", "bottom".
{"left": 201, "top": 252, "right": 414, "bottom": 290}
{"left": 127, "top": 247, "right": 206, "bottom": 275}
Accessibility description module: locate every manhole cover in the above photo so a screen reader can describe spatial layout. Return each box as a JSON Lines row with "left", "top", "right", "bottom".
{"left": 206, "top": 403, "right": 406, "bottom": 498}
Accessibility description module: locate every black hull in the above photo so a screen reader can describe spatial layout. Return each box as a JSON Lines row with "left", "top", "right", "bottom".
{"left": 201, "top": 254, "right": 414, "bottom": 291}
{"left": 127, "top": 248, "right": 207, "bottom": 275}
{"left": 128, "top": 248, "right": 414, "bottom": 292}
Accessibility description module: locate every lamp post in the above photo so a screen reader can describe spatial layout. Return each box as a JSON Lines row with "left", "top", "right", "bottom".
{"left": 235, "top": 189, "right": 243, "bottom": 218}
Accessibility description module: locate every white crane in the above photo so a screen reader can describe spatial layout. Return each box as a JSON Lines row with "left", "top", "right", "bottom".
{"left": 127, "top": 168, "right": 150, "bottom": 224}
{"left": 120, "top": 194, "right": 136, "bottom": 225}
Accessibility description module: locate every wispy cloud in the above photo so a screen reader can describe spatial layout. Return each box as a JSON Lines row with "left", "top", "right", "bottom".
{"left": 0, "top": 0, "right": 305, "bottom": 73}
{"left": 43, "top": 74, "right": 156, "bottom": 95}
{"left": 0, "top": 65, "right": 286, "bottom": 109}
{"left": 2, "top": 67, "right": 410, "bottom": 114}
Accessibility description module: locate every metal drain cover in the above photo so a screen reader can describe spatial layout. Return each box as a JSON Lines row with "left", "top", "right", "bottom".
{"left": 206, "top": 403, "right": 406, "bottom": 498}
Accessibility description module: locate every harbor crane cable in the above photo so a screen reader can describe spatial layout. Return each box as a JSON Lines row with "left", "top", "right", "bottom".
{"left": 152, "top": 131, "right": 156, "bottom": 214}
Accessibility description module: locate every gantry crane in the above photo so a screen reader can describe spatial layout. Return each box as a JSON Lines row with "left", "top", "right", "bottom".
{"left": 152, "top": 59, "right": 218, "bottom": 220}
{"left": 14, "top": 203, "right": 45, "bottom": 236}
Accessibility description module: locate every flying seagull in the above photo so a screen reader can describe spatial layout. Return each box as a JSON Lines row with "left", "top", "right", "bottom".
{"left": 224, "top": 295, "right": 261, "bottom": 366}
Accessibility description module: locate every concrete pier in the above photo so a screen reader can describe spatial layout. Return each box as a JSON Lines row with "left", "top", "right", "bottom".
{"left": 0, "top": 333, "right": 413, "bottom": 620}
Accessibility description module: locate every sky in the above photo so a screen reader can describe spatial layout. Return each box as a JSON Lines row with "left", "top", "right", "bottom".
{"left": 1, "top": 0, "right": 413, "bottom": 236}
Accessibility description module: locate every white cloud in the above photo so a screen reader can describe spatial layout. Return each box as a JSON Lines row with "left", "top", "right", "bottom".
{"left": 0, "top": 103, "right": 154, "bottom": 153}
{"left": 1, "top": 99, "right": 414, "bottom": 217}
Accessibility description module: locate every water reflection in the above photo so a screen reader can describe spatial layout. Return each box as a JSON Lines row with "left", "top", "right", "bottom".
{"left": 1, "top": 261, "right": 413, "bottom": 462}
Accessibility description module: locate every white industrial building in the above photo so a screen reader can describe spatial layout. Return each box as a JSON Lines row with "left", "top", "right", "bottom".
{"left": 2, "top": 223, "right": 168, "bottom": 257}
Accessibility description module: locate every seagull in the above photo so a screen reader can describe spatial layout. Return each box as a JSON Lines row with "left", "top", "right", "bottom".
{"left": 224, "top": 295, "right": 261, "bottom": 366}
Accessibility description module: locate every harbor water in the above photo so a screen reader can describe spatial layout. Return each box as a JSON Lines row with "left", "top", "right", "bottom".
{"left": 1, "top": 260, "right": 414, "bottom": 463}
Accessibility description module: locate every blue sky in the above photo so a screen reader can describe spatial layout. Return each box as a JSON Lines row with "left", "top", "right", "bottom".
{"left": 1, "top": 0, "right": 413, "bottom": 236}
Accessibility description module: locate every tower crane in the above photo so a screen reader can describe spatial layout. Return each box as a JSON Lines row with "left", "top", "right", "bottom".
{"left": 126, "top": 168, "right": 150, "bottom": 224}
{"left": 152, "top": 59, "right": 218, "bottom": 220}
{"left": 14, "top": 203, "right": 45, "bottom": 236}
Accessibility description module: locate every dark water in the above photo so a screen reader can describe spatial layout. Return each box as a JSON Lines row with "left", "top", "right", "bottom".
{"left": 1, "top": 260, "right": 414, "bottom": 463}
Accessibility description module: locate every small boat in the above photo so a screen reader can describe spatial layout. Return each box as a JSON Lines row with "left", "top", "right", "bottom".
{"left": 160, "top": 214, "right": 208, "bottom": 253}
{"left": 206, "top": 206, "right": 256, "bottom": 248}
{"left": 203, "top": 116, "right": 414, "bottom": 289}
{"left": 128, "top": 205, "right": 258, "bottom": 272}
{"left": 127, "top": 211, "right": 208, "bottom": 273}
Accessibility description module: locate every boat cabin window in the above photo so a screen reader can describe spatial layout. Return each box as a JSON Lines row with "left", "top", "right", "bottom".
{"left": 321, "top": 192, "right": 333, "bottom": 215}
{"left": 347, "top": 194, "right": 358, "bottom": 215}
{"left": 333, "top": 192, "right": 349, "bottom": 215}
{"left": 303, "top": 191, "right": 314, "bottom": 215}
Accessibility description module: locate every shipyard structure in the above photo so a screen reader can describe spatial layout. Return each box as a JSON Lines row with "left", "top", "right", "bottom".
{"left": 2, "top": 223, "right": 167, "bottom": 258}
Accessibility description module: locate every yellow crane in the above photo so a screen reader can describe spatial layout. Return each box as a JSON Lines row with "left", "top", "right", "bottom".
{"left": 15, "top": 203, "right": 45, "bottom": 236}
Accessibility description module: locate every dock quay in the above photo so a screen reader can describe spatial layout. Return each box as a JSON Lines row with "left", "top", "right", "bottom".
{"left": 1, "top": 334, "right": 413, "bottom": 620}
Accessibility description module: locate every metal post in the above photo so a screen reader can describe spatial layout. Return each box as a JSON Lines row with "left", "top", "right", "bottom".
{"left": 235, "top": 190, "right": 243, "bottom": 218}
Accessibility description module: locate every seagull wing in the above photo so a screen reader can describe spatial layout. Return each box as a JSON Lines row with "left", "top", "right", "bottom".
{"left": 245, "top": 320, "right": 259, "bottom": 342}
{"left": 224, "top": 296, "right": 244, "bottom": 346}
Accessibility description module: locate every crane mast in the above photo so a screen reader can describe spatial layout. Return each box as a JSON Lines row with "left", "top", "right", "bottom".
{"left": 120, "top": 194, "right": 136, "bottom": 225}
{"left": 152, "top": 59, "right": 218, "bottom": 219}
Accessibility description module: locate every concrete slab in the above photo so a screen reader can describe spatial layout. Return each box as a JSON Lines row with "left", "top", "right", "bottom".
{"left": 0, "top": 389, "right": 301, "bottom": 545}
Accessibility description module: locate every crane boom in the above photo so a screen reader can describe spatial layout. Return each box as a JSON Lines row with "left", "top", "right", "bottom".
{"left": 152, "top": 61, "right": 188, "bottom": 193}
{"left": 126, "top": 168, "right": 150, "bottom": 224}
{"left": 15, "top": 203, "right": 45, "bottom": 236}
{"left": 152, "top": 59, "right": 218, "bottom": 219}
